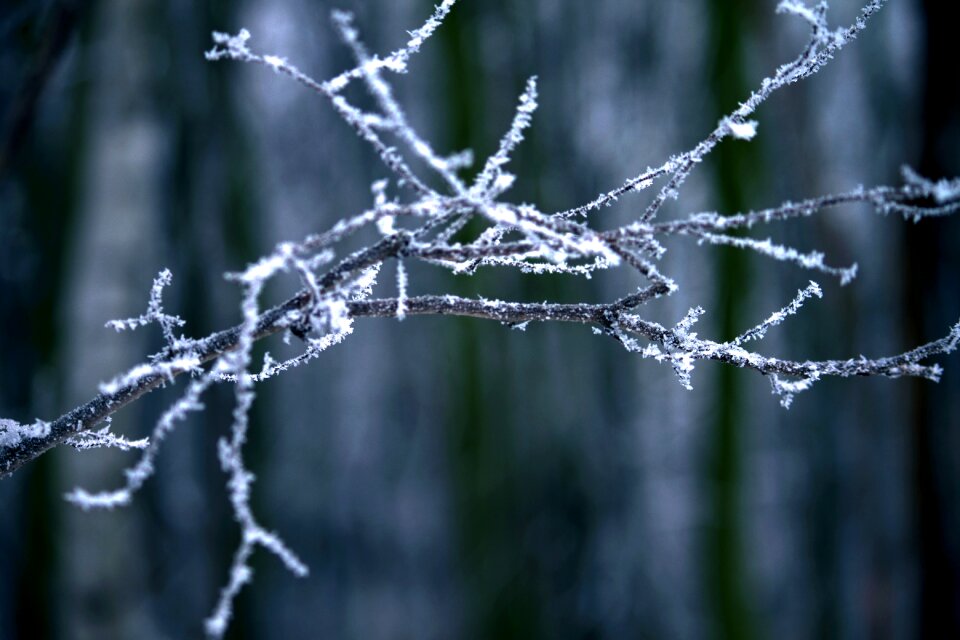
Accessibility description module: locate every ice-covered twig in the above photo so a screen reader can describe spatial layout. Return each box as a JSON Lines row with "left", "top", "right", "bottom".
{"left": 649, "top": 179, "right": 960, "bottom": 235}
{"left": 322, "top": 0, "right": 457, "bottom": 94}
{"left": 554, "top": 160, "right": 676, "bottom": 219}
{"left": 631, "top": 0, "right": 887, "bottom": 227}
{"left": 734, "top": 281, "right": 823, "bottom": 346}
{"left": 65, "top": 425, "right": 149, "bottom": 452}
{"left": 332, "top": 9, "right": 468, "bottom": 195}
{"left": 472, "top": 76, "right": 539, "bottom": 198}
{"left": 64, "top": 371, "right": 217, "bottom": 510}
{"left": 208, "top": 28, "right": 432, "bottom": 195}
{"left": 105, "top": 269, "right": 186, "bottom": 348}
{"left": 203, "top": 263, "right": 309, "bottom": 640}
{"left": 694, "top": 231, "right": 859, "bottom": 285}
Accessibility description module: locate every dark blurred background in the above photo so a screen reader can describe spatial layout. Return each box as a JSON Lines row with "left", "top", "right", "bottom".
{"left": 1, "top": 0, "right": 958, "bottom": 638}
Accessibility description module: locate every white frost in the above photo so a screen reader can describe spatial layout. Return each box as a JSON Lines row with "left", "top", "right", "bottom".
{"left": 725, "top": 118, "right": 759, "bottom": 140}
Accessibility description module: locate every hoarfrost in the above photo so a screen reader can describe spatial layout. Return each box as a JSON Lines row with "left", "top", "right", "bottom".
{"left": 3, "top": 2, "right": 957, "bottom": 638}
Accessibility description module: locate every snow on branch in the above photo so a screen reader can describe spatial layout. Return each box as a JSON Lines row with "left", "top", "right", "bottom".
{"left": 2, "top": 1, "right": 959, "bottom": 637}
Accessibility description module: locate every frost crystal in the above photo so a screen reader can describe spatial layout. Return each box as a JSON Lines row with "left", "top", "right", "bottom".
{"left": 0, "top": 418, "right": 51, "bottom": 450}
{"left": 725, "top": 117, "right": 759, "bottom": 140}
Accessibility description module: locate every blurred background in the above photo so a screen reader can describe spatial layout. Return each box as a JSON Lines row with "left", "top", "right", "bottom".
{"left": 1, "top": 0, "right": 958, "bottom": 638}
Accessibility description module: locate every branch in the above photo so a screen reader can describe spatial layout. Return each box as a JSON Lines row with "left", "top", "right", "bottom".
{"left": 5, "top": 283, "right": 958, "bottom": 478}
{"left": 3, "top": 1, "right": 960, "bottom": 637}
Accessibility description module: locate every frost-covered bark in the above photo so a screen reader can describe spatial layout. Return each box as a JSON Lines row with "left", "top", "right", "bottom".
{"left": 1, "top": 1, "right": 959, "bottom": 637}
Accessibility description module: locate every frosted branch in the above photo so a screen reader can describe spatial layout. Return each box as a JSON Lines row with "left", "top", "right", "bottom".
{"left": 694, "top": 231, "right": 859, "bottom": 285}
{"left": 105, "top": 269, "right": 186, "bottom": 348}
{"left": 473, "top": 76, "right": 539, "bottom": 198}
{"left": 65, "top": 425, "right": 149, "bottom": 452}
{"left": 734, "top": 281, "right": 823, "bottom": 346}
{"left": 2, "top": 3, "right": 958, "bottom": 638}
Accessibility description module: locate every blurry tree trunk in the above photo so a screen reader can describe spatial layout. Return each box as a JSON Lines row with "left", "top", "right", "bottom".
{"left": 58, "top": 1, "right": 165, "bottom": 638}
{"left": 0, "top": 2, "right": 87, "bottom": 637}
{"left": 436, "top": 3, "right": 544, "bottom": 637}
{"left": 907, "top": 1, "right": 960, "bottom": 636}
{"left": 704, "top": 0, "right": 762, "bottom": 637}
